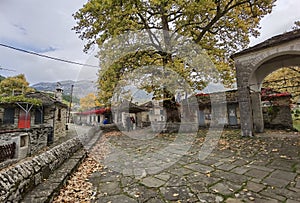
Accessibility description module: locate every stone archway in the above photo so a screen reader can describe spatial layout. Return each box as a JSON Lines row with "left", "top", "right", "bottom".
{"left": 232, "top": 29, "right": 300, "bottom": 136}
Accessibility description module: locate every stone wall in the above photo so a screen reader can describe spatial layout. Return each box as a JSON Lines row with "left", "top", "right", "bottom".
{"left": 28, "top": 126, "right": 52, "bottom": 155}
{"left": 54, "top": 107, "right": 67, "bottom": 141}
{"left": 0, "top": 126, "right": 52, "bottom": 163}
{"left": 263, "top": 106, "right": 293, "bottom": 129}
{"left": 100, "top": 123, "right": 120, "bottom": 133}
{"left": 0, "top": 137, "right": 82, "bottom": 202}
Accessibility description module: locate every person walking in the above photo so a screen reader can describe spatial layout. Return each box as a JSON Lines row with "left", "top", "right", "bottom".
{"left": 126, "top": 116, "right": 132, "bottom": 132}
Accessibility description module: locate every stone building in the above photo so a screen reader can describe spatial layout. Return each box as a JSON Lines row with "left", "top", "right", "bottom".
{"left": 0, "top": 89, "right": 68, "bottom": 163}
{"left": 73, "top": 107, "right": 111, "bottom": 126}
{"left": 190, "top": 88, "right": 292, "bottom": 129}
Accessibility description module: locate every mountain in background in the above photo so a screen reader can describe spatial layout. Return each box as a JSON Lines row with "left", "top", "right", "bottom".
{"left": 31, "top": 80, "right": 97, "bottom": 99}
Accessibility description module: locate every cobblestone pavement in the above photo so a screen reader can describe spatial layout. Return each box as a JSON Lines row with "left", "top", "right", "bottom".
{"left": 88, "top": 128, "right": 300, "bottom": 203}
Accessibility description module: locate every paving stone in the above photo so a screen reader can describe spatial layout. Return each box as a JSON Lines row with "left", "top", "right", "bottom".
{"left": 225, "top": 198, "right": 243, "bottom": 203}
{"left": 244, "top": 168, "right": 270, "bottom": 179}
{"left": 217, "top": 163, "right": 237, "bottom": 171}
{"left": 97, "top": 181, "right": 122, "bottom": 195}
{"left": 120, "top": 176, "right": 138, "bottom": 187}
{"left": 246, "top": 164, "right": 274, "bottom": 172}
{"left": 231, "top": 159, "right": 249, "bottom": 167}
{"left": 212, "top": 170, "right": 249, "bottom": 184}
{"left": 184, "top": 162, "right": 214, "bottom": 174}
{"left": 269, "top": 159, "right": 297, "bottom": 171}
{"left": 245, "top": 181, "right": 266, "bottom": 192}
{"left": 269, "top": 187, "right": 300, "bottom": 201}
{"left": 165, "top": 175, "right": 188, "bottom": 187}
{"left": 189, "top": 181, "right": 208, "bottom": 193}
{"left": 141, "top": 176, "right": 166, "bottom": 188}
{"left": 296, "top": 179, "right": 300, "bottom": 188}
{"left": 160, "top": 186, "right": 194, "bottom": 201}
{"left": 168, "top": 167, "right": 194, "bottom": 176}
{"left": 197, "top": 193, "right": 224, "bottom": 203}
{"left": 231, "top": 166, "right": 250, "bottom": 175}
{"left": 245, "top": 197, "right": 279, "bottom": 203}
{"left": 286, "top": 199, "right": 300, "bottom": 203}
{"left": 268, "top": 170, "right": 297, "bottom": 181}
{"left": 262, "top": 177, "right": 291, "bottom": 188}
{"left": 154, "top": 173, "right": 171, "bottom": 181}
{"left": 145, "top": 197, "right": 165, "bottom": 203}
{"left": 124, "top": 183, "right": 158, "bottom": 202}
{"left": 259, "top": 187, "right": 287, "bottom": 201}
{"left": 209, "top": 181, "right": 242, "bottom": 196}
{"left": 96, "top": 194, "right": 138, "bottom": 203}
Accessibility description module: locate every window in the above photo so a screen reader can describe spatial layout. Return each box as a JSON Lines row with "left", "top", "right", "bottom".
{"left": 34, "top": 109, "right": 44, "bottom": 124}
{"left": 3, "top": 108, "right": 15, "bottom": 124}
{"left": 57, "top": 109, "right": 61, "bottom": 121}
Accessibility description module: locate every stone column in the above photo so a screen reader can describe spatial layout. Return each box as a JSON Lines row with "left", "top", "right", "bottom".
{"left": 238, "top": 87, "right": 254, "bottom": 136}
{"left": 250, "top": 91, "right": 264, "bottom": 133}
{"left": 235, "top": 59, "right": 256, "bottom": 137}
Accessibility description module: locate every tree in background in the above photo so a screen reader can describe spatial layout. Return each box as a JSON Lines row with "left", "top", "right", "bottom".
{"left": 263, "top": 67, "right": 300, "bottom": 102}
{"left": 0, "top": 74, "right": 34, "bottom": 96}
{"left": 80, "top": 93, "right": 102, "bottom": 111}
{"left": 292, "top": 20, "right": 300, "bottom": 30}
{"left": 73, "top": 0, "right": 275, "bottom": 121}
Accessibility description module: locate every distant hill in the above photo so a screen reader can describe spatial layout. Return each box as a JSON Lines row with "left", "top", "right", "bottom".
{"left": 31, "top": 80, "right": 97, "bottom": 99}
{"left": 31, "top": 81, "right": 154, "bottom": 104}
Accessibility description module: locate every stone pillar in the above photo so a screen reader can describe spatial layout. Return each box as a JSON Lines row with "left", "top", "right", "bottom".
{"left": 250, "top": 91, "right": 264, "bottom": 133}
{"left": 238, "top": 87, "right": 254, "bottom": 136}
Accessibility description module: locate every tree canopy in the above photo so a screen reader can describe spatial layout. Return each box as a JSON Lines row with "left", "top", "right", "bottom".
{"left": 73, "top": 0, "right": 275, "bottom": 105}
{"left": 0, "top": 74, "right": 34, "bottom": 96}
{"left": 80, "top": 92, "right": 102, "bottom": 111}
{"left": 263, "top": 67, "right": 300, "bottom": 102}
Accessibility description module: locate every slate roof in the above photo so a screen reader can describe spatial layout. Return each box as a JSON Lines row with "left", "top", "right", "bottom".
{"left": 232, "top": 29, "right": 300, "bottom": 58}
{"left": 25, "top": 92, "right": 67, "bottom": 108}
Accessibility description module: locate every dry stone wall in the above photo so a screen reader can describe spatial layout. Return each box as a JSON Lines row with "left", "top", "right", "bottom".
{"left": 0, "top": 137, "right": 83, "bottom": 202}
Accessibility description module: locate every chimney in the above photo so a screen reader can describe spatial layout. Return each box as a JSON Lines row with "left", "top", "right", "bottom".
{"left": 55, "top": 82, "right": 63, "bottom": 102}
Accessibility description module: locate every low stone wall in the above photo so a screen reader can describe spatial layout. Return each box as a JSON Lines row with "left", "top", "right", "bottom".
{"left": 0, "top": 137, "right": 83, "bottom": 202}
{"left": 100, "top": 123, "right": 120, "bottom": 133}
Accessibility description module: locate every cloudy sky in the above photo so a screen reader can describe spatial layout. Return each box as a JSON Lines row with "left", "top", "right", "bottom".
{"left": 0, "top": 0, "right": 300, "bottom": 85}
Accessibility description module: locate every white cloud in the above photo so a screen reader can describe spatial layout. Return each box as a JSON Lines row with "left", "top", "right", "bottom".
{"left": 0, "top": 0, "right": 98, "bottom": 84}
{"left": 250, "top": 0, "right": 300, "bottom": 46}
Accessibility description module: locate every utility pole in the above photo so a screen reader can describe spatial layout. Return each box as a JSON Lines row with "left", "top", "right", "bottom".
{"left": 68, "top": 84, "right": 74, "bottom": 123}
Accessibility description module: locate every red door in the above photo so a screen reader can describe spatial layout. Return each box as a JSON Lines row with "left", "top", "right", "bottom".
{"left": 18, "top": 111, "right": 31, "bottom": 128}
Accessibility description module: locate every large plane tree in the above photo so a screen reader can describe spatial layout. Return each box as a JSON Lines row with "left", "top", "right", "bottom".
{"left": 73, "top": 0, "right": 275, "bottom": 122}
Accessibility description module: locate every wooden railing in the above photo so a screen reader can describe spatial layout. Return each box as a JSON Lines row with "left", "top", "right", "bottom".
{"left": 0, "top": 142, "right": 16, "bottom": 162}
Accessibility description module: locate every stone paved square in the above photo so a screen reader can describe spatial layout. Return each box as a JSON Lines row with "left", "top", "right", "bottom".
{"left": 86, "top": 129, "right": 300, "bottom": 202}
